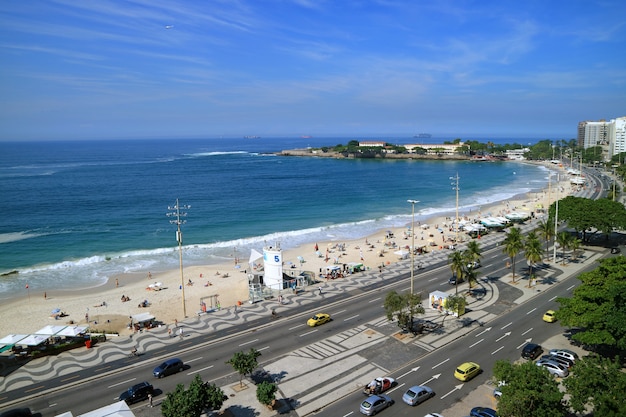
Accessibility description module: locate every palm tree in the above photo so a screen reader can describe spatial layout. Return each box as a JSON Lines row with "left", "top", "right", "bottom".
{"left": 502, "top": 227, "right": 524, "bottom": 283}
{"left": 569, "top": 237, "right": 582, "bottom": 261}
{"left": 448, "top": 250, "right": 464, "bottom": 294}
{"left": 465, "top": 241, "right": 482, "bottom": 265}
{"left": 524, "top": 231, "right": 543, "bottom": 287}
{"left": 556, "top": 231, "right": 572, "bottom": 265}
{"left": 535, "top": 220, "right": 554, "bottom": 262}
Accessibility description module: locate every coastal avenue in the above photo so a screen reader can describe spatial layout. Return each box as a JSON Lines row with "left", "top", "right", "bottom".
{"left": 2, "top": 168, "right": 608, "bottom": 415}
{"left": 4, "top": 241, "right": 601, "bottom": 416}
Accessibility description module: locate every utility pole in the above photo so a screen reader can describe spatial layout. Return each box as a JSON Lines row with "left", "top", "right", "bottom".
{"left": 552, "top": 175, "right": 559, "bottom": 264}
{"left": 450, "top": 173, "right": 460, "bottom": 244}
{"left": 407, "top": 199, "right": 419, "bottom": 295}
{"left": 167, "top": 198, "right": 190, "bottom": 318}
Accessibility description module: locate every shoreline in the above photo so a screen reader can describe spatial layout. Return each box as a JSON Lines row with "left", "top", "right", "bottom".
{"left": 0, "top": 163, "right": 574, "bottom": 338}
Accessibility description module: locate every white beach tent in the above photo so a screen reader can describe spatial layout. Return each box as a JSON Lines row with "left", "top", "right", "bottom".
{"left": 57, "top": 325, "right": 89, "bottom": 337}
{"left": 36, "top": 325, "right": 67, "bottom": 336}
{"left": 394, "top": 249, "right": 409, "bottom": 260}
{"left": 0, "top": 334, "right": 28, "bottom": 346}
{"left": 76, "top": 400, "right": 135, "bottom": 417}
{"left": 18, "top": 334, "right": 48, "bottom": 346}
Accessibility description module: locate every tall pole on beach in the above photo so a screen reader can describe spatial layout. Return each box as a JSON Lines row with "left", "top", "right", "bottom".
{"left": 407, "top": 199, "right": 420, "bottom": 295}
{"left": 552, "top": 175, "right": 559, "bottom": 264}
{"left": 450, "top": 173, "right": 460, "bottom": 244}
{"left": 168, "top": 198, "right": 190, "bottom": 318}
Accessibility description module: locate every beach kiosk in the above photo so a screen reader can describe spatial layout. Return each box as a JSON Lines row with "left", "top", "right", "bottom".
{"left": 263, "top": 244, "right": 284, "bottom": 293}
{"left": 429, "top": 290, "right": 465, "bottom": 317}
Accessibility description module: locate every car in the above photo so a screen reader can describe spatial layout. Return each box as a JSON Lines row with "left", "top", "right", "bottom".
{"left": 307, "top": 313, "right": 331, "bottom": 327}
{"left": 542, "top": 310, "right": 557, "bottom": 323}
{"left": 521, "top": 343, "right": 543, "bottom": 360}
{"left": 119, "top": 381, "right": 154, "bottom": 404}
{"left": 448, "top": 275, "right": 464, "bottom": 285}
{"left": 536, "top": 359, "right": 569, "bottom": 378}
{"left": 363, "top": 377, "right": 396, "bottom": 395}
{"left": 359, "top": 394, "right": 393, "bottom": 415}
{"left": 153, "top": 358, "right": 184, "bottom": 378}
{"left": 540, "top": 354, "right": 573, "bottom": 369}
{"left": 402, "top": 385, "right": 435, "bottom": 406}
{"left": 470, "top": 407, "right": 499, "bottom": 417}
{"left": 549, "top": 348, "right": 579, "bottom": 363}
{"left": 467, "top": 260, "right": 481, "bottom": 269}
{"left": 493, "top": 381, "right": 506, "bottom": 399}
{"left": 610, "top": 247, "right": 620, "bottom": 254}
{"left": 0, "top": 409, "right": 32, "bottom": 417}
{"left": 454, "top": 362, "right": 481, "bottom": 381}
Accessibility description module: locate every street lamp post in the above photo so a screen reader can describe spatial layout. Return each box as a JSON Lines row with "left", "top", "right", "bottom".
{"left": 407, "top": 199, "right": 420, "bottom": 295}
{"left": 552, "top": 175, "right": 559, "bottom": 264}
{"left": 450, "top": 173, "right": 460, "bottom": 244}
{"left": 167, "top": 198, "right": 190, "bottom": 318}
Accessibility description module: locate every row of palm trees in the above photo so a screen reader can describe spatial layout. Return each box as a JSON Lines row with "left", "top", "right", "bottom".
{"left": 449, "top": 220, "right": 582, "bottom": 289}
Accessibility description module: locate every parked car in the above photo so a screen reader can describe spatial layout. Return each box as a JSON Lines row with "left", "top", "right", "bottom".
{"left": 549, "top": 348, "right": 579, "bottom": 363}
{"left": 470, "top": 407, "right": 499, "bottom": 417}
{"left": 307, "top": 313, "right": 331, "bottom": 327}
{"left": 153, "top": 358, "right": 184, "bottom": 378}
{"left": 521, "top": 343, "right": 543, "bottom": 360}
{"left": 542, "top": 310, "right": 557, "bottom": 323}
{"left": 540, "top": 354, "right": 573, "bottom": 369}
{"left": 454, "top": 362, "right": 481, "bottom": 381}
{"left": 536, "top": 359, "right": 569, "bottom": 378}
{"left": 402, "top": 385, "right": 435, "bottom": 406}
{"left": 119, "top": 381, "right": 154, "bottom": 404}
{"left": 467, "top": 260, "right": 481, "bottom": 269}
{"left": 493, "top": 381, "right": 506, "bottom": 399}
{"left": 359, "top": 394, "right": 393, "bottom": 415}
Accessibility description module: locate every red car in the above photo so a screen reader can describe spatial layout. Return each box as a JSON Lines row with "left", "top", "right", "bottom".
{"left": 363, "top": 377, "right": 396, "bottom": 395}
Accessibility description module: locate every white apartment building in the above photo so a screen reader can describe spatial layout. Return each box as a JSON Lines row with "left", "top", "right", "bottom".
{"left": 578, "top": 116, "right": 626, "bottom": 161}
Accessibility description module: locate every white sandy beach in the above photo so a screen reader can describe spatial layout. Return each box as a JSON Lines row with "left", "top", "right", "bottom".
{"left": 0, "top": 165, "right": 576, "bottom": 338}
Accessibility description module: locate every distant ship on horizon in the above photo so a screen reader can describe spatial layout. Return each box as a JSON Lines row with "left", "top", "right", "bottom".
{"left": 301, "top": 135, "right": 313, "bottom": 139}
{"left": 413, "top": 133, "right": 432, "bottom": 138}
{"left": 244, "top": 135, "right": 261, "bottom": 139}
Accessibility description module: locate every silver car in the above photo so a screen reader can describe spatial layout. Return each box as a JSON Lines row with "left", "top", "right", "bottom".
{"left": 536, "top": 359, "right": 569, "bottom": 377}
{"left": 549, "top": 348, "right": 578, "bottom": 363}
{"left": 402, "top": 385, "right": 434, "bottom": 406}
{"left": 360, "top": 394, "right": 393, "bottom": 415}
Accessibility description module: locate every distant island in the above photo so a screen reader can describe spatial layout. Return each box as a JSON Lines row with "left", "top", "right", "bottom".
{"left": 414, "top": 133, "right": 432, "bottom": 138}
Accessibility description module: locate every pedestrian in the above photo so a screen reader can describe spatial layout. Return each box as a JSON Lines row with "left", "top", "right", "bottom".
{"left": 148, "top": 393, "right": 153, "bottom": 407}
{"left": 168, "top": 328, "right": 172, "bottom": 338}
{"left": 147, "top": 271, "right": 152, "bottom": 280}
{"left": 44, "top": 292, "right": 47, "bottom": 300}
{"left": 115, "top": 278, "right": 119, "bottom": 288}
{"left": 174, "top": 318, "right": 178, "bottom": 327}
{"left": 179, "top": 326, "right": 184, "bottom": 340}
{"left": 318, "top": 286, "right": 323, "bottom": 295}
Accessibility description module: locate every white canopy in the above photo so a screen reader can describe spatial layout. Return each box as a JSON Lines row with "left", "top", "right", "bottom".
{"left": 131, "top": 312, "right": 155, "bottom": 323}
{"left": 18, "top": 334, "right": 48, "bottom": 346}
{"left": 0, "top": 334, "right": 28, "bottom": 345}
{"left": 77, "top": 400, "right": 135, "bottom": 417}
{"left": 57, "top": 325, "right": 89, "bottom": 337}
{"left": 324, "top": 265, "right": 341, "bottom": 272}
{"left": 36, "top": 325, "right": 67, "bottom": 335}
{"left": 249, "top": 249, "right": 263, "bottom": 264}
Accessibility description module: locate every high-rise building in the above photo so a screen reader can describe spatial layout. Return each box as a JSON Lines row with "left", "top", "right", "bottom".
{"left": 578, "top": 117, "right": 626, "bottom": 161}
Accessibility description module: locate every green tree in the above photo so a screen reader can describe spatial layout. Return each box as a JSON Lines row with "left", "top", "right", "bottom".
{"left": 535, "top": 219, "right": 554, "bottom": 262}
{"left": 555, "top": 231, "right": 571, "bottom": 265}
{"left": 256, "top": 381, "right": 278, "bottom": 407}
{"left": 448, "top": 250, "right": 465, "bottom": 294}
{"left": 161, "top": 375, "right": 226, "bottom": 417}
{"left": 556, "top": 256, "right": 626, "bottom": 350}
{"left": 492, "top": 359, "right": 564, "bottom": 417}
{"left": 554, "top": 196, "right": 626, "bottom": 242}
{"left": 464, "top": 241, "right": 482, "bottom": 288}
{"left": 523, "top": 231, "right": 543, "bottom": 286}
{"left": 383, "top": 290, "right": 425, "bottom": 332}
{"left": 443, "top": 294, "right": 466, "bottom": 322}
{"left": 502, "top": 227, "right": 524, "bottom": 283}
{"left": 563, "top": 354, "right": 626, "bottom": 416}
{"left": 226, "top": 348, "right": 262, "bottom": 387}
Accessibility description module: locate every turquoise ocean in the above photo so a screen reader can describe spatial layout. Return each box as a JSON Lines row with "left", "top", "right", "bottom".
{"left": 0, "top": 137, "right": 551, "bottom": 300}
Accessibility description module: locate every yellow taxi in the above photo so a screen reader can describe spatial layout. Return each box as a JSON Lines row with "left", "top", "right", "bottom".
{"left": 543, "top": 310, "right": 557, "bottom": 323}
{"left": 307, "top": 313, "right": 331, "bottom": 327}
{"left": 454, "top": 362, "right": 481, "bottom": 382}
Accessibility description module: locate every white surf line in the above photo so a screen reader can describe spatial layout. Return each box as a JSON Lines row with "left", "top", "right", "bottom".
{"left": 189, "top": 365, "right": 214, "bottom": 374}
{"left": 108, "top": 378, "right": 136, "bottom": 388}
{"left": 238, "top": 339, "right": 258, "bottom": 347}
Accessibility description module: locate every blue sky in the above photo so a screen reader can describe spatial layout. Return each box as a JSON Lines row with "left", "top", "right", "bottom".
{"left": 1, "top": 0, "right": 624, "bottom": 141}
